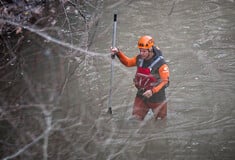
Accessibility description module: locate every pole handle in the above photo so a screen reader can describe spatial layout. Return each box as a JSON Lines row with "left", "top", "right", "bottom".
{"left": 112, "top": 13, "right": 117, "bottom": 47}
{"left": 111, "top": 13, "right": 117, "bottom": 59}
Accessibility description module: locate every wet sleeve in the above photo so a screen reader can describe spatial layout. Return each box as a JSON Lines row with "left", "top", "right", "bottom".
{"left": 116, "top": 51, "right": 137, "bottom": 67}
{"left": 151, "top": 64, "right": 170, "bottom": 94}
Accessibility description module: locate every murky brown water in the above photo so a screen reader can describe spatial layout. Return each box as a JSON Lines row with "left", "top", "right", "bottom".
{"left": 1, "top": 0, "right": 235, "bottom": 160}
{"left": 89, "top": 0, "right": 235, "bottom": 159}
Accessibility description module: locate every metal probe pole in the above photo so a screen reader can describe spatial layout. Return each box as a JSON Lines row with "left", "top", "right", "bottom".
{"left": 108, "top": 13, "right": 117, "bottom": 114}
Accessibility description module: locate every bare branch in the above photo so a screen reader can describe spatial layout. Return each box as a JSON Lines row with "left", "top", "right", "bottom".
{"left": 0, "top": 19, "right": 107, "bottom": 57}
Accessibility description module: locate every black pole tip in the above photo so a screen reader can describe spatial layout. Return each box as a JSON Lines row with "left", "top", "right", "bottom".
{"left": 108, "top": 107, "right": 112, "bottom": 114}
{"left": 114, "top": 14, "right": 117, "bottom": 22}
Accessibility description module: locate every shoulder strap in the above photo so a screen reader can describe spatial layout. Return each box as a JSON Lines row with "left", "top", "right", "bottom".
{"left": 148, "top": 56, "right": 165, "bottom": 71}
{"left": 136, "top": 55, "right": 144, "bottom": 67}
{"left": 137, "top": 51, "right": 166, "bottom": 69}
{"left": 149, "top": 56, "right": 163, "bottom": 68}
{"left": 152, "top": 46, "right": 163, "bottom": 57}
{"left": 149, "top": 46, "right": 166, "bottom": 70}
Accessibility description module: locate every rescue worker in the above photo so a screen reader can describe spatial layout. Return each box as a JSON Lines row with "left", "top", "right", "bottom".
{"left": 110, "top": 35, "right": 170, "bottom": 120}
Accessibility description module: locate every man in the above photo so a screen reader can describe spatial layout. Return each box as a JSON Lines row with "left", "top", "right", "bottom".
{"left": 111, "top": 35, "right": 170, "bottom": 120}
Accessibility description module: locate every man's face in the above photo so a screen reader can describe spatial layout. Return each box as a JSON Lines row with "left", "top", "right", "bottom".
{"left": 139, "top": 48, "right": 150, "bottom": 59}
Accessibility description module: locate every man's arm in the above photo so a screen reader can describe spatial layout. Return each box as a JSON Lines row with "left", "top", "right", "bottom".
{"left": 151, "top": 64, "right": 170, "bottom": 94}
{"left": 115, "top": 50, "right": 137, "bottom": 67}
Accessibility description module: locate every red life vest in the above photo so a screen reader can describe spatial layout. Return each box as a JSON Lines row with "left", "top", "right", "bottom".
{"left": 134, "top": 56, "right": 163, "bottom": 91}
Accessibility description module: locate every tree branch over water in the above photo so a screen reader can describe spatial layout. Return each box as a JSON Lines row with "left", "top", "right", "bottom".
{"left": 0, "top": 0, "right": 107, "bottom": 159}
{"left": 0, "top": 19, "right": 106, "bottom": 57}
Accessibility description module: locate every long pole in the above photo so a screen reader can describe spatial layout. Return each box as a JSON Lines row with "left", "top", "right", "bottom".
{"left": 108, "top": 13, "right": 117, "bottom": 114}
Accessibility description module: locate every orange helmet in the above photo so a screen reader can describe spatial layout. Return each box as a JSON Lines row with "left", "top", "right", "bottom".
{"left": 138, "top": 36, "right": 154, "bottom": 49}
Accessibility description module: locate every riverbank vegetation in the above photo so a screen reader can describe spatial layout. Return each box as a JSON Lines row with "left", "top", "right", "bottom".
{"left": 0, "top": 0, "right": 104, "bottom": 159}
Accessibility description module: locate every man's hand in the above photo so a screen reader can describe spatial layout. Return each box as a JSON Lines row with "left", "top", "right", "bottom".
{"left": 110, "top": 47, "right": 119, "bottom": 58}
{"left": 143, "top": 90, "right": 153, "bottom": 98}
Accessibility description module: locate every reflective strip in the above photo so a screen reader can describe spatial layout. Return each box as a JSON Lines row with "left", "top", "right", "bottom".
{"left": 148, "top": 56, "right": 163, "bottom": 70}
{"left": 139, "top": 77, "right": 142, "bottom": 87}
{"left": 139, "top": 59, "right": 144, "bottom": 67}
{"left": 143, "top": 78, "right": 150, "bottom": 87}
{"left": 138, "top": 56, "right": 163, "bottom": 69}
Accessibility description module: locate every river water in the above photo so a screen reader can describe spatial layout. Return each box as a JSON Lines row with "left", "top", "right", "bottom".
{"left": 88, "top": 0, "right": 235, "bottom": 159}
{"left": 2, "top": 0, "right": 235, "bottom": 160}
